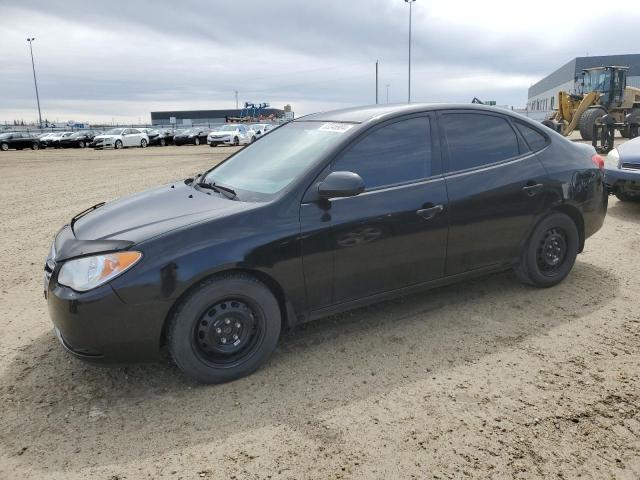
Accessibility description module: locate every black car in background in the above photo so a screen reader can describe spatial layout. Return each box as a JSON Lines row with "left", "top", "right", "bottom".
{"left": 59, "top": 130, "right": 102, "bottom": 149}
{"left": 144, "top": 129, "right": 173, "bottom": 146}
{"left": 0, "top": 132, "right": 41, "bottom": 151}
{"left": 44, "top": 104, "right": 607, "bottom": 384}
{"left": 173, "top": 128, "right": 209, "bottom": 146}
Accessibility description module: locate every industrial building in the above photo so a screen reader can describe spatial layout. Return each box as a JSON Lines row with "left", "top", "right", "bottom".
{"left": 527, "top": 54, "right": 640, "bottom": 120}
{"left": 151, "top": 107, "right": 287, "bottom": 126}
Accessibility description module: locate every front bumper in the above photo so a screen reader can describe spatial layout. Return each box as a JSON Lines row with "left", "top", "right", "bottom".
{"left": 92, "top": 138, "right": 115, "bottom": 149}
{"left": 604, "top": 166, "right": 640, "bottom": 194}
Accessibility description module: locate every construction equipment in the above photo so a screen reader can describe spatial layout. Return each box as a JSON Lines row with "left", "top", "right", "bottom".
{"left": 542, "top": 66, "right": 640, "bottom": 141}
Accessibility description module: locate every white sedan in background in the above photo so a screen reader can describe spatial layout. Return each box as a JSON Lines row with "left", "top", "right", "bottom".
{"left": 250, "top": 123, "right": 275, "bottom": 139}
{"left": 93, "top": 128, "right": 149, "bottom": 149}
{"left": 207, "top": 124, "right": 254, "bottom": 147}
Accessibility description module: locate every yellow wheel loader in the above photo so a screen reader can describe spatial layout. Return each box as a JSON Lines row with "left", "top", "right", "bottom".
{"left": 542, "top": 66, "right": 640, "bottom": 140}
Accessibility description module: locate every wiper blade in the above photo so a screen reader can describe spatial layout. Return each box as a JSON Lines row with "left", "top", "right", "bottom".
{"left": 195, "top": 182, "right": 237, "bottom": 200}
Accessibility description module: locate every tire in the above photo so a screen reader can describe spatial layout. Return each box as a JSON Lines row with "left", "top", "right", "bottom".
{"left": 579, "top": 107, "right": 606, "bottom": 141}
{"left": 167, "top": 274, "right": 281, "bottom": 384}
{"left": 114, "top": 140, "right": 123, "bottom": 150}
{"left": 615, "top": 191, "right": 639, "bottom": 202}
{"left": 31, "top": 143, "right": 39, "bottom": 150}
{"left": 77, "top": 141, "right": 85, "bottom": 148}
{"left": 0, "top": 143, "right": 7, "bottom": 151}
{"left": 233, "top": 137, "right": 239, "bottom": 146}
{"left": 209, "top": 143, "right": 217, "bottom": 148}
{"left": 514, "top": 212, "right": 579, "bottom": 288}
{"left": 194, "top": 137, "right": 200, "bottom": 146}
{"left": 140, "top": 138, "right": 147, "bottom": 148}
{"left": 160, "top": 138, "right": 166, "bottom": 147}
{"left": 251, "top": 136, "right": 256, "bottom": 143}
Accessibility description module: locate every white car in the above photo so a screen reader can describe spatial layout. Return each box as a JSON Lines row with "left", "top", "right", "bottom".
{"left": 250, "top": 123, "right": 274, "bottom": 139}
{"left": 207, "top": 124, "right": 254, "bottom": 147}
{"left": 93, "top": 128, "right": 149, "bottom": 149}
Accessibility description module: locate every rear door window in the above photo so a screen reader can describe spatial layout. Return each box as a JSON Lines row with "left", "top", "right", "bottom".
{"left": 332, "top": 116, "right": 432, "bottom": 190}
{"left": 441, "top": 113, "right": 520, "bottom": 172}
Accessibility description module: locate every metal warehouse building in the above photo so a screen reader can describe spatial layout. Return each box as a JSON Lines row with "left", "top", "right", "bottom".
{"left": 527, "top": 54, "right": 640, "bottom": 120}
{"left": 151, "top": 108, "right": 286, "bottom": 126}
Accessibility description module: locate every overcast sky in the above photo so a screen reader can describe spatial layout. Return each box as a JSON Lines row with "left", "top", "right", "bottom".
{"left": 1, "top": 0, "right": 639, "bottom": 124}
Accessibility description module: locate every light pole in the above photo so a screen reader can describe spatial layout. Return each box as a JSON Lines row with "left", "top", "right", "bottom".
{"left": 386, "top": 84, "right": 390, "bottom": 103}
{"left": 26, "top": 37, "right": 43, "bottom": 128}
{"left": 404, "top": 0, "right": 416, "bottom": 104}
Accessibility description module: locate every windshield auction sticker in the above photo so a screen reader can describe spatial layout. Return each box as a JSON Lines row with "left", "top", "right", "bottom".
{"left": 318, "top": 123, "right": 355, "bottom": 133}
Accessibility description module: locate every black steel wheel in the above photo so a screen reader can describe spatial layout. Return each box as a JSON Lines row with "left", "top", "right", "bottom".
{"left": 514, "top": 212, "right": 579, "bottom": 287}
{"left": 168, "top": 274, "right": 281, "bottom": 383}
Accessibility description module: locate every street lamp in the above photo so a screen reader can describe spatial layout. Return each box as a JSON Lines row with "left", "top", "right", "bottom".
{"left": 26, "top": 37, "right": 43, "bottom": 128}
{"left": 404, "top": 0, "right": 416, "bottom": 104}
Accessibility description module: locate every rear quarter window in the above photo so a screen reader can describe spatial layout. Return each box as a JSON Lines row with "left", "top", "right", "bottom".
{"left": 515, "top": 122, "right": 548, "bottom": 151}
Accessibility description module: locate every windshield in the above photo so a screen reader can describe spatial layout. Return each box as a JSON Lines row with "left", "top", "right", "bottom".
{"left": 216, "top": 125, "right": 239, "bottom": 132}
{"left": 104, "top": 128, "right": 124, "bottom": 135}
{"left": 203, "top": 121, "right": 354, "bottom": 196}
{"left": 70, "top": 131, "right": 86, "bottom": 137}
{"left": 61, "top": 132, "right": 74, "bottom": 137}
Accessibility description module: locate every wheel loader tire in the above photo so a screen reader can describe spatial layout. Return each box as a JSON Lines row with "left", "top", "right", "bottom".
{"left": 579, "top": 107, "right": 606, "bottom": 141}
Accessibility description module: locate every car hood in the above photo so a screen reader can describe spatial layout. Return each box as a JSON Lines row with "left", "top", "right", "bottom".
{"left": 617, "top": 137, "right": 640, "bottom": 164}
{"left": 72, "top": 181, "right": 254, "bottom": 244}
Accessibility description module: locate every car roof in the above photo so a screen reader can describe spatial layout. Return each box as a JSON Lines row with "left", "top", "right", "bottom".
{"left": 298, "top": 103, "right": 527, "bottom": 124}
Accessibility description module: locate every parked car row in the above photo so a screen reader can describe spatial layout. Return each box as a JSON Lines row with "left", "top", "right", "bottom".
{"left": 0, "top": 124, "right": 279, "bottom": 151}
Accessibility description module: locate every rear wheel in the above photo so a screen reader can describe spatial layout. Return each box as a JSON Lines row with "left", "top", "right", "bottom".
{"left": 77, "top": 141, "right": 85, "bottom": 148}
{"left": 31, "top": 142, "right": 39, "bottom": 150}
{"left": 251, "top": 136, "right": 256, "bottom": 143}
{"left": 194, "top": 137, "right": 200, "bottom": 146}
{"left": 167, "top": 274, "right": 281, "bottom": 384}
{"left": 159, "top": 138, "right": 166, "bottom": 147}
{"left": 233, "top": 136, "right": 239, "bottom": 146}
{"left": 0, "top": 143, "right": 7, "bottom": 151}
{"left": 514, "top": 212, "right": 579, "bottom": 287}
{"left": 579, "top": 107, "right": 606, "bottom": 141}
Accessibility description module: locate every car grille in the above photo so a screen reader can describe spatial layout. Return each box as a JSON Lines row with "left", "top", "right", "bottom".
{"left": 621, "top": 162, "right": 640, "bottom": 170}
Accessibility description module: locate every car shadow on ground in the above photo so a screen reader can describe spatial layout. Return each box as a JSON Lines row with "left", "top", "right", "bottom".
{"left": 605, "top": 197, "right": 640, "bottom": 222}
{"left": 0, "top": 261, "right": 618, "bottom": 473}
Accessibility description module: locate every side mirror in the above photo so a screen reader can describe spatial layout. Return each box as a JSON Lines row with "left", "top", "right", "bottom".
{"left": 318, "top": 171, "right": 365, "bottom": 199}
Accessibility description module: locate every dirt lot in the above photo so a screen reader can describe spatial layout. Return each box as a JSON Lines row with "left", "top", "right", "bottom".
{"left": 0, "top": 142, "right": 639, "bottom": 479}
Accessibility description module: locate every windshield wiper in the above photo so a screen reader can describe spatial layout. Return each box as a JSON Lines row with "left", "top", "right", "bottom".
{"left": 195, "top": 181, "right": 238, "bottom": 200}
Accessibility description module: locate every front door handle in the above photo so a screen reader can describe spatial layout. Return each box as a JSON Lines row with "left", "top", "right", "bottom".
{"left": 416, "top": 204, "right": 444, "bottom": 220}
{"left": 522, "top": 182, "right": 544, "bottom": 196}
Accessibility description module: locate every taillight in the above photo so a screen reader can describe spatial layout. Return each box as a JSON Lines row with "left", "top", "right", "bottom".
{"left": 591, "top": 154, "right": 605, "bottom": 171}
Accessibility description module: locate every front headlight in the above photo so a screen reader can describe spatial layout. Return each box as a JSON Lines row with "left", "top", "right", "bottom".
{"left": 58, "top": 251, "right": 142, "bottom": 292}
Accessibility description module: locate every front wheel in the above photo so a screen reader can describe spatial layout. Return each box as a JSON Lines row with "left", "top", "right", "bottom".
{"left": 167, "top": 274, "right": 281, "bottom": 384}
{"left": 77, "top": 141, "right": 85, "bottom": 148}
{"left": 514, "top": 212, "right": 579, "bottom": 288}
{"left": 159, "top": 138, "right": 166, "bottom": 147}
{"left": 31, "top": 142, "right": 39, "bottom": 150}
{"left": 0, "top": 143, "right": 8, "bottom": 151}
{"left": 233, "top": 136, "right": 239, "bottom": 146}
{"left": 114, "top": 140, "right": 123, "bottom": 149}
{"left": 194, "top": 137, "right": 200, "bottom": 146}
{"left": 251, "top": 136, "right": 256, "bottom": 143}
{"left": 140, "top": 138, "right": 147, "bottom": 148}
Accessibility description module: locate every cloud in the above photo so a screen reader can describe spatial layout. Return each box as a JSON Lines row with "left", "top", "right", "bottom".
{"left": 1, "top": 0, "right": 639, "bottom": 123}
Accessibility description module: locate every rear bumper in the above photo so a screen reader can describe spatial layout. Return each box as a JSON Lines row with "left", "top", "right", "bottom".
{"left": 604, "top": 166, "right": 640, "bottom": 194}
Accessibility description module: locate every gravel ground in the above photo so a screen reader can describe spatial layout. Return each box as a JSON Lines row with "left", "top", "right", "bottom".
{"left": 0, "top": 142, "right": 638, "bottom": 479}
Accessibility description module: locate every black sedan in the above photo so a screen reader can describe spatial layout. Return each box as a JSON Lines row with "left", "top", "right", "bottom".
{"left": 59, "top": 130, "right": 102, "bottom": 149}
{"left": 44, "top": 104, "right": 607, "bottom": 383}
{"left": 173, "top": 128, "right": 209, "bottom": 146}
{"left": 0, "top": 132, "right": 41, "bottom": 151}
{"left": 144, "top": 129, "right": 173, "bottom": 146}
{"left": 604, "top": 136, "right": 640, "bottom": 201}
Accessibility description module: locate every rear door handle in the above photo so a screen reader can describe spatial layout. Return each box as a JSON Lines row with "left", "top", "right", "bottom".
{"left": 522, "top": 183, "right": 544, "bottom": 196}
{"left": 416, "top": 204, "right": 444, "bottom": 220}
